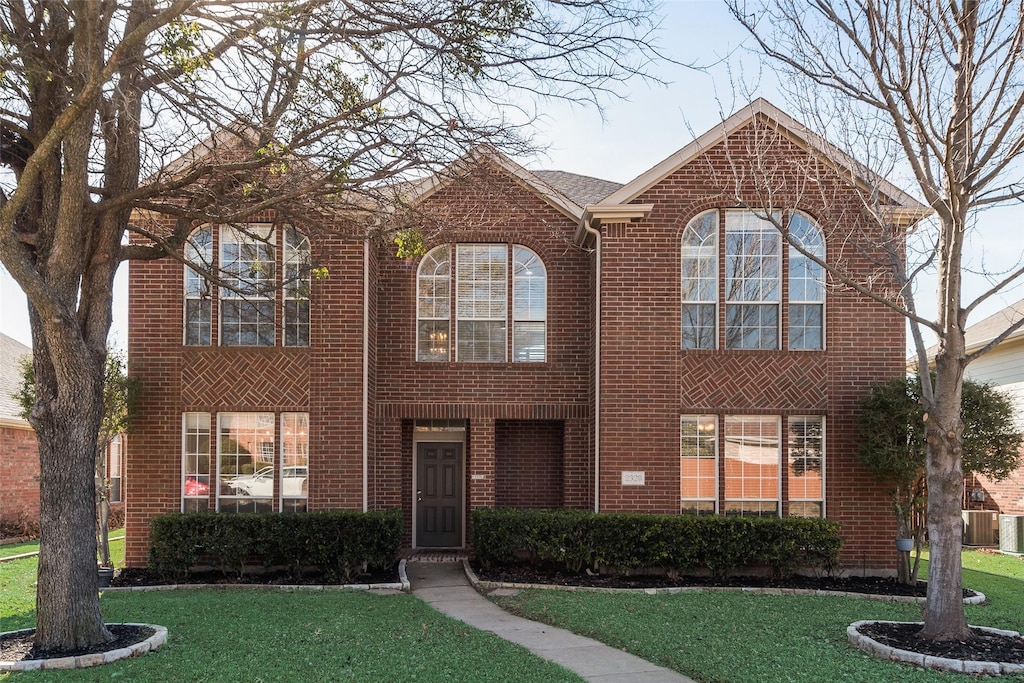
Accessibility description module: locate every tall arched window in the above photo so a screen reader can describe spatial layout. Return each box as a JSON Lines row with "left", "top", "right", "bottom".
{"left": 184, "top": 226, "right": 213, "bottom": 346}
{"left": 788, "top": 213, "right": 825, "bottom": 350}
{"left": 417, "top": 246, "right": 451, "bottom": 361}
{"left": 681, "top": 210, "right": 718, "bottom": 349}
{"left": 725, "top": 210, "right": 781, "bottom": 350}
{"left": 284, "top": 228, "right": 311, "bottom": 347}
{"left": 220, "top": 225, "right": 276, "bottom": 346}
{"left": 512, "top": 246, "right": 547, "bottom": 362}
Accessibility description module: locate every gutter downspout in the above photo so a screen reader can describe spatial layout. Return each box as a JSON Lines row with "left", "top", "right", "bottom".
{"left": 584, "top": 222, "right": 601, "bottom": 513}
{"left": 362, "top": 242, "right": 369, "bottom": 512}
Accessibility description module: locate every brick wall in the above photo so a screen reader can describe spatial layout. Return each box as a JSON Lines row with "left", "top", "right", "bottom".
{"left": 0, "top": 425, "right": 40, "bottom": 536}
{"left": 495, "top": 420, "right": 564, "bottom": 509}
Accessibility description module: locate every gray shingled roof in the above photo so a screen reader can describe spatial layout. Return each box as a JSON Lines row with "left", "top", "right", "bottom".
{"left": 531, "top": 170, "right": 622, "bottom": 207}
{"left": 0, "top": 332, "right": 31, "bottom": 422}
{"left": 963, "top": 298, "right": 1024, "bottom": 351}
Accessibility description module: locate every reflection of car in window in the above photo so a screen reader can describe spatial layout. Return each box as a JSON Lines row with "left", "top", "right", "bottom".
{"left": 184, "top": 477, "right": 210, "bottom": 496}
{"left": 225, "top": 465, "right": 307, "bottom": 497}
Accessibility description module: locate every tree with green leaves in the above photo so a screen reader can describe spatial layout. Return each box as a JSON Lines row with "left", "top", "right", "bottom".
{"left": 858, "top": 376, "right": 1021, "bottom": 584}
{"left": 0, "top": 0, "right": 660, "bottom": 650}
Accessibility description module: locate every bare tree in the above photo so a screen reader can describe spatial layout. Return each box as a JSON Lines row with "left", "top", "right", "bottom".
{"left": 0, "top": 0, "right": 660, "bottom": 651}
{"left": 721, "top": 0, "right": 1024, "bottom": 641}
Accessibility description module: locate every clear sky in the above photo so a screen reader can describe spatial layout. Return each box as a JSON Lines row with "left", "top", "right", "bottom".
{"left": 1, "top": 0, "right": 1020, "bottom": 350}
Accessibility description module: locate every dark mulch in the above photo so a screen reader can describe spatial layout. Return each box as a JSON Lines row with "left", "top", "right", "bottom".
{"left": 859, "top": 622, "right": 1024, "bottom": 663}
{"left": 110, "top": 562, "right": 400, "bottom": 588}
{"left": 0, "top": 624, "right": 154, "bottom": 663}
{"left": 472, "top": 563, "right": 979, "bottom": 599}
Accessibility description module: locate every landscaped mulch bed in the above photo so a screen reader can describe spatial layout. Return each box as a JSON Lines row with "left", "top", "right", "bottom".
{"left": 0, "top": 624, "right": 154, "bottom": 663}
{"left": 110, "top": 563, "right": 400, "bottom": 588}
{"left": 472, "top": 563, "right": 976, "bottom": 598}
{"left": 859, "top": 622, "right": 1024, "bottom": 664}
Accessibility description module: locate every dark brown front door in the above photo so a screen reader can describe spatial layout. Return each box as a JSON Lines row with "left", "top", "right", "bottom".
{"left": 416, "top": 442, "right": 463, "bottom": 547}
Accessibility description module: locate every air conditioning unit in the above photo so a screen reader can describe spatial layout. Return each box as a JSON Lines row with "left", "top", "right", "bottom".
{"left": 962, "top": 510, "right": 999, "bottom": 546}
{"left": 1000, "top": 515, "right": 1024, "bottom": 554}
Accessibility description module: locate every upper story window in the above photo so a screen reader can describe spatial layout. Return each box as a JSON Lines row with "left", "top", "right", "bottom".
{"left": 787, "top": 214, "right": 825, "bottom": 350}
{"left": 417, "top": 243, "right": 546, "bottom": 362}
{"left": 680, "top": 209, "right": 825, "bottom": 351}
{"left": 183, "top": 224, "right": 311, "bottom": 348}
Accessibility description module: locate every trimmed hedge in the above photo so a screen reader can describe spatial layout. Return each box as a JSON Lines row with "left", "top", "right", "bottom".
{"left": 471, "top": 508, "right": 842, "bottom": 579}
{"left": 148, "top": 509, "right": 402, "bottom": 583}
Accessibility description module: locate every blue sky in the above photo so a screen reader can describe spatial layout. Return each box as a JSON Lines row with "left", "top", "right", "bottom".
{"left": 1, "top": 1, "right": 1021, "bottom": 349}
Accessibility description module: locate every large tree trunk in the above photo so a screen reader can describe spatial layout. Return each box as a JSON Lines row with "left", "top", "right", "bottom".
{"left": 920, "top": 355, "right": 970, "bottom": 641}
{"left": 31, "top": 332, "right": 112, "bottom": 650}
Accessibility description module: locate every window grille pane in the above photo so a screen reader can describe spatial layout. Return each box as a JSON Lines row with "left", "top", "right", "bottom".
{"left": 724, "top": 211, "right": 780, "bottom": 349}
{"left": 787, "top": 416, "right": 824, "bottom": 516}
{"left": 418, "top": 320, "right": 450, "bottom": 361}
{"left": 680, "top": 416, "right": 717, "bottom": 512}
{"left": 723, "top": 415, "right": 780, "bottom": 516}
{"left": 788, "top": 214, "right": 825, "bottom": 350}
{"left": 457, "top": 320, "right": 505, "bottom": 362}
{"left": 513, "top": 322, "right": 545, "bottom": 362}
{"left": 217, "top": 412, "right": 275, "bottom": 512}
{"left": 682, "top": 304, "right": 716, "bottom": 350}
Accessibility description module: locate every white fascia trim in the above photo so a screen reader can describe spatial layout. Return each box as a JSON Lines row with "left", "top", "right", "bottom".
{"left": 0, "top": 416, "right": 32, "bottom": 431}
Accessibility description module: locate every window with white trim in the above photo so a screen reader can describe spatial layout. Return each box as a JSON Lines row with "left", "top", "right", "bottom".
{"left": 681, "top": 210, "right": 718, "bottom": 349}
{"left": 220, "top": 226, "right": 276, "bottom": 346}
{"left": 184, "top": 227, "right": 213, "bottom": 346}
{"left": 283, "top": 228, "right": 311, "bottom": 347}
{"left": 108, "top": 435, "right": 123, "bottom": 504}
{"left": 787, "top": 416, "right": 824, "bottom": 517}
{"left": 723, "top": 415, "right": 781, "bottom": 516}
{"left": 680, "top": 416, "right": 717, "bottom": 514}
{"left": 182, "top": 412, "right": 212, "bottom": 513}
{"left": 788, "top": 214, "right": 825, "bottom": 350}
{"left": 417, "top": 243, "right": 546, "bottom": 363}
{"left": 725, "top": 211, "right": 780, "bottom": 350}
{"left": 217, "top": 412, "right": 276, "bottom": 513}
{"left": 281, "top": 413, "right": 309, "bottom": 512}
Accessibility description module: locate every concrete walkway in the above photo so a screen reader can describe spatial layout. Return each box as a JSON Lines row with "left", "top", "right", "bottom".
{"left": 408, "top": 561, "right": 695, "bottom": 683}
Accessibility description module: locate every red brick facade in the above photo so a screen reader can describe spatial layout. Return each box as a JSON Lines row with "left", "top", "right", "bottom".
{"left": 125, "top": 103, "right": 912, "bottom": 572}
{"left": 0, "top": 425, "right": 40, "bottom": 536}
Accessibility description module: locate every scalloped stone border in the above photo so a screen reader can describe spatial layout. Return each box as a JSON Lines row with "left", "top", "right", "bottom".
{"left": 848, "top": 620, "right": 1024, "bottom": 675}
{"left": 0, "top": 624, "right": 167, "bottom": 672}
{"left": 464, "top": 562, "right": 985, "bottom": 604}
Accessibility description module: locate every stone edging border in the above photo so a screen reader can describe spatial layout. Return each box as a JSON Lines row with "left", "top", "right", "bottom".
{"left": 0, "top": 623, "right": 168, "bottom": 672}
{"left": 463, "top": 561, "right": 986, "bottom": 604}
{"left": 848, "top": 620, "right": 1024, "bottom": 675}
{"left": 99, "top": 559, "right": 412, "bottom": 594}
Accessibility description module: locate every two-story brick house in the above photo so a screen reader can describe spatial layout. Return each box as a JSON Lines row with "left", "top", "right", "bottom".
{"left": 125, "top": 99, "right": 925, "bottom": 571}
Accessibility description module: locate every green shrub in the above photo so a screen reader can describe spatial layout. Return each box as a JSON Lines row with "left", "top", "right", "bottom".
{"left": 470, "top": 508, "right": 842, "bottom": 578}
{"left": 148, "top": 509, "right": 402, "bottom": 582}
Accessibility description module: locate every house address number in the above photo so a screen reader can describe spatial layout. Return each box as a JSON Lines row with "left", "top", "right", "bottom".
{"left": 621, "top": 471, "right": 645, "bottom": 486}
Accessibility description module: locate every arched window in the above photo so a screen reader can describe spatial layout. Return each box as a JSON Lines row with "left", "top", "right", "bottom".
{"left": 512, "top": 246, "right": 547, "bottom": 362}
{"left": 681, "top": 210, "right": 718, "bottom": 349}
{"left": 788, "top": 213, "right": 825, "bottom": 350}
{"left": 417, "top": 246, "right": 451, "bottom": 361}
{"left": 184, "top": 226, "right": 213, "bottom": 346}
{"left": 284, "top": 228, "right": 311, "bottom": 347}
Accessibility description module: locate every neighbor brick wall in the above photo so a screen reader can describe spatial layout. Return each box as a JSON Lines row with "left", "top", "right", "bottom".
{"left": 0, "top": 425, "right": 40, "bottom": 536}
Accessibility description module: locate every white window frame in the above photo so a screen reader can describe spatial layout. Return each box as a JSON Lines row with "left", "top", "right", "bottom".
{"left": 216, "top": 412, "right": 276, "bottom": 513}
{"left": 512, "top": 245, "right": 547, "bottom": 362}
{"left": 280, "top": 412, "right": 309, "bottom": 512}
{"left": 724, "top": 210, "right": 781, "bottom": 350}
{"left": 723, "top": 415, "right": 782, "bottom": 516}
{"left": 283, "top": 227, "right": 311, "bottom": 347}
{"left": 219, "top": 224, "right": 276, "bottom": 347}
{"left": 183, "top": 226, "right": 213, "bottom": 346}
{"left": 181, "top": 412, "right": 212, "bottom": 513}
{"left": 681, "top": 210, "right": 719, "bottom": 350}
{"left": 787, "top": 415, "right": 826, "bottom": 518}
{"left": 787, "top": 212, "right": 826, "bottom": 351}
{"left": 680, "top": 415, "right": 718, "bottom": 514}
{"left": 416, "top": 246, "right": 452, "bottom": 361}
{"left": 456, "top": 244, "right": 508, "bottom": 362}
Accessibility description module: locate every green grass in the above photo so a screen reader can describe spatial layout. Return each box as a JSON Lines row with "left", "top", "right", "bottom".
{"left": 0, "top": 541, "right": 40, "bottom": 560}
{"left": 1, "top": 540, "right": 582, "bottom": 682}
{"left": 489, "top": 549, "right": 1024, "bottom": 683}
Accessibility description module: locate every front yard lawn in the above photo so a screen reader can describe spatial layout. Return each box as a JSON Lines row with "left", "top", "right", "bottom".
{"left": 489, "top": 549, "right": 1024, "bottom": 682}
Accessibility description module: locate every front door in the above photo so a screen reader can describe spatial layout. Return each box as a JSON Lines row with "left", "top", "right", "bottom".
{"left": 416, "top": 442, "right": 464, "bottom": 547}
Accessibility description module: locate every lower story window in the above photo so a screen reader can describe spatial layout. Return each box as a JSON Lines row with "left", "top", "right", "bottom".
{"left": 180, "top": 411, "right": 309, "bottom": 513}
{"left": 680, "top": 414, "right": 825, "bottom": 518}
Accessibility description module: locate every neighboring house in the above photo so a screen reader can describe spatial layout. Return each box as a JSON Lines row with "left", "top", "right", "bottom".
{"left": 955, "top": 299, "right": 1024, "bottom": 516}
{"left": 0, "top": 332, "right": 127, "bottom": 539}
{"left": 0, "top": 333, "right": 38, "bottom": 538}
{"left": 125, "top": 99, "right": 925, "bottom": 572}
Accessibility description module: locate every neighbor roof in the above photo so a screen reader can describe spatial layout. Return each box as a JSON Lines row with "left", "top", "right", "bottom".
{"left": 961, "top": 299, "right": 1024, "bottom": 353}
{"left": 0, "top": 332, "right": 31, "bottom": 425}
